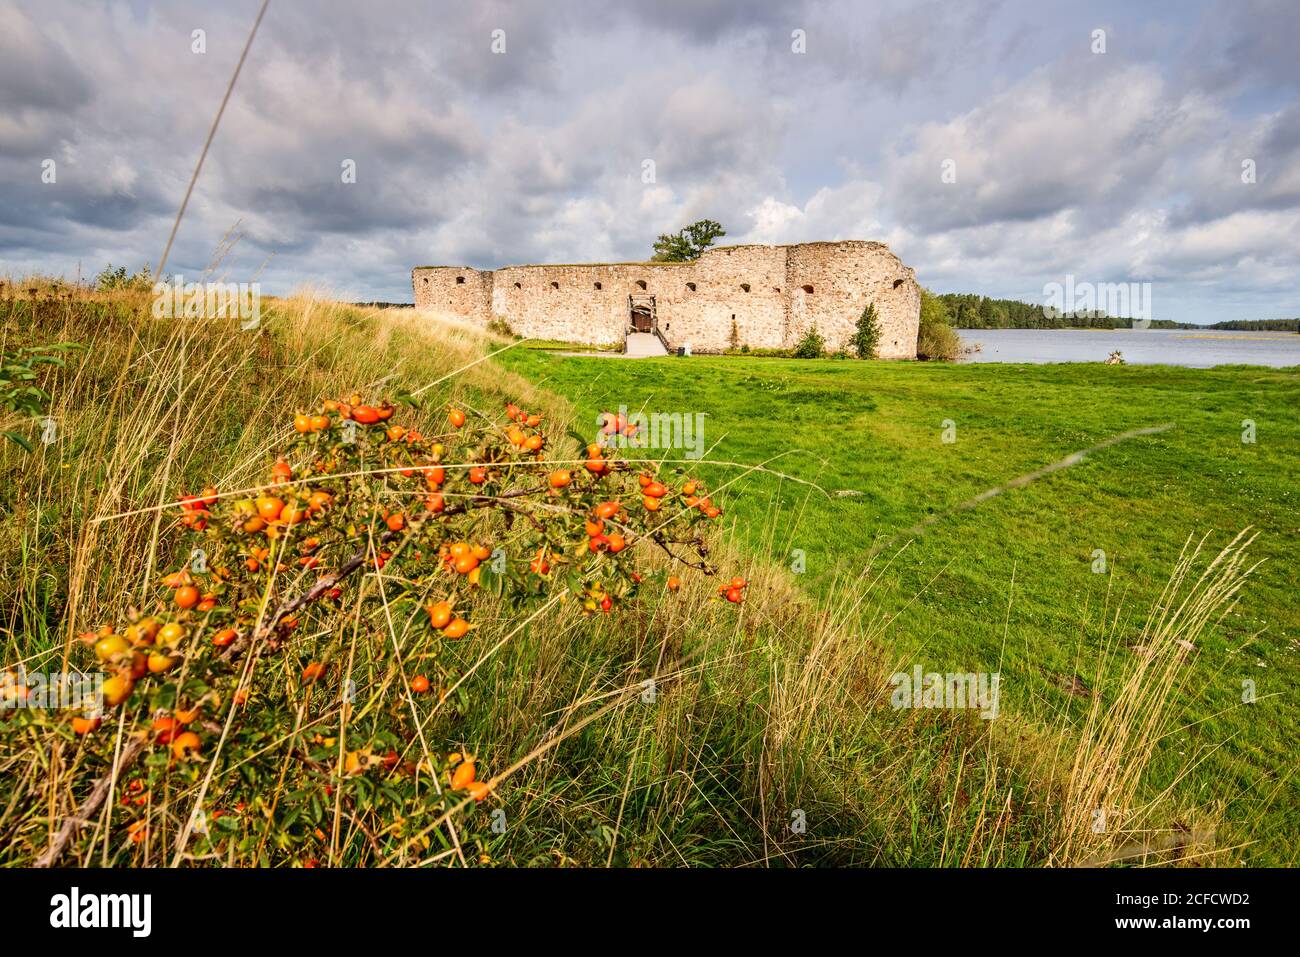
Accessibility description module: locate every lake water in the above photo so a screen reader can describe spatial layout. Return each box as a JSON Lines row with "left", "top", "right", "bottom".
{"left": 956, "top": 328, "right": 1300, "bottom": 368}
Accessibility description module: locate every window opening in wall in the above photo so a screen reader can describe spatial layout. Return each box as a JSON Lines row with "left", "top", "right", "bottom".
{"left": 594, "top": 282, "right": 602, "bottom": 289}
{"left": 513, "top": 282, "right": 522, "bottom": 289}
{"left": 685, "top": 282, "right": 696, "bottom": 292}
{"left": 456, "top": 276, "right": 465, "bottom": 284}
{"left": 636, "top": 280, "right": 647, "bottom": 290}
{"left": 550, "top": 281, "right": 559, "bottom": 290}
{"left": 422, "top": 277, "right": 429, "bottom": 284}
{"left": 893, "top": 278, "right": 905, "bottom": 288}
{"left": 740, "top": 283, "right": 751, "bottom": 292}
{"left": 774, "top": 286, "right": 781, "bottom": 293}
{"left": 801, "top": 284, "right": 814, "bottom": 294}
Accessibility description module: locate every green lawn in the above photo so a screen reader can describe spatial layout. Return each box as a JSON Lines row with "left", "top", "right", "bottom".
{"left": 500, "top": 350, "right": 1300, "bottom": 864}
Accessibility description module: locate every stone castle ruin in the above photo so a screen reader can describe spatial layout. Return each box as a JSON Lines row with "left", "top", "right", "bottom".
{"left": 412, "top": 240, "right": 920, "bottom": 358}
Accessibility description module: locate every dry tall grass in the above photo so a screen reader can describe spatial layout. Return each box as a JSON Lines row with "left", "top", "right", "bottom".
{"left": 1054, "top": 532, "right": 1257, "bottom": 866}
{"left": 2, "top": 283, "right": 542, "bottom": 643}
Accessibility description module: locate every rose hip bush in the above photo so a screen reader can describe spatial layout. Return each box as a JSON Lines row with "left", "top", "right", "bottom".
{"left": 5, "top": 394, "right": 745, "bottom": 866}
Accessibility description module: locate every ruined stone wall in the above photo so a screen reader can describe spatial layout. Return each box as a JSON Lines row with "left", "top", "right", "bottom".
{"left": 661, "top": 244, "right": 788, "bottom": 352}
{"left": 490, "top": 262, "right": 691, "bottom": 347}
{"left": 412, "top": 266, "right": 491, "bottom": 324}
{"left": 411, "top": 240, "right": 921, "bottom": 357}
{"left": 786, "top": 242, "right": 920, "bottom": 359}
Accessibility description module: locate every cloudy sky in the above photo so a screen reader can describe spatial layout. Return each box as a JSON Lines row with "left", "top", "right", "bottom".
{"left": 1, "top": 0, "right": 1297, "bottom": 323}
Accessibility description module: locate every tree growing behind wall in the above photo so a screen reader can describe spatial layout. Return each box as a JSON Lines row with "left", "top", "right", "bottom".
{"left": 651, "top": 220, "right": 726, "bottom": 262}
{"left": 95, "top": 263, "right": 154, "bottom": 292}
{"left": 850, "top": 302, "right": 882, "bottom": 359}
{"left": 917, "top": 287, "right": 962, "bottom": 361}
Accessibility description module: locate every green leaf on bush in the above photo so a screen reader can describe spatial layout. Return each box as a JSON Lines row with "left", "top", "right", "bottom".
{"left": 477, "top": 563, "right": 505, "bottom": 598}
{"left": 2, "top": 431, "right": 32, "bottom": 452}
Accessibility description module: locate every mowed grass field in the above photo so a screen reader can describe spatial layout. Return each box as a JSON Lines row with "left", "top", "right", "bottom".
{"left": 501, "top": 350, "right": 1300, "bottom": 864}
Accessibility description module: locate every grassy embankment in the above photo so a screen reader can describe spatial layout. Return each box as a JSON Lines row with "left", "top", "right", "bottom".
{"left": 501, "top": 348, "right": 1300, "bottom": 865}
{"left": 0, "top": 283, "right": 1263, "bottom": 865}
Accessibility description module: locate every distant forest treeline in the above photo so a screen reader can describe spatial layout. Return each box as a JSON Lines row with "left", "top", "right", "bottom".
{"left": 938, "top": 293, "right": 1298, "bottom": 331}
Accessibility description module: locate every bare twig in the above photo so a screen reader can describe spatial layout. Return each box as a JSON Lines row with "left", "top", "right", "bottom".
{"left": 155, "top": 0, "right": 271, "bottom": 279}
{"left": 35, "top": 736, "right": 146, "bottom": 868}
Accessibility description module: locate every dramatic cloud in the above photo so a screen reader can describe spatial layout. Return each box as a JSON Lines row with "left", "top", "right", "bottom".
{"left": 0, "top": 0, "right": 1296, "bottom": 322}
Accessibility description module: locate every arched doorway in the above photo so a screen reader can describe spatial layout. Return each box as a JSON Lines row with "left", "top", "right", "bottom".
{"left": 628, "top": 294, "right": 656, "bottom": 334}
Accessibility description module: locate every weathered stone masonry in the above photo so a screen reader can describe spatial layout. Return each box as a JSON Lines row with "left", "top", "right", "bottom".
{"left": 411, "top": 241, "right": 920, "bottom": 358}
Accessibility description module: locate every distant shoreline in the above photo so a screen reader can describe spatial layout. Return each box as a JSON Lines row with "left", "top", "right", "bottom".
{"left": 955, "top": 326, "right": 1300, "bottom": 368}
{"left": 957, "top": 326, "right": 1297, "bottom": 335}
